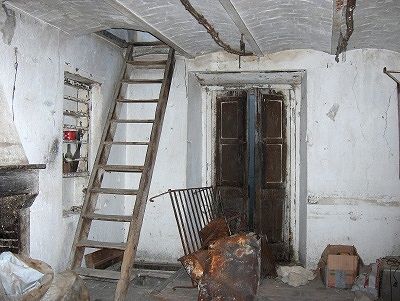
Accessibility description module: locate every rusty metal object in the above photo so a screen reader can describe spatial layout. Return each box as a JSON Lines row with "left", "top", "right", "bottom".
{"left": 199, "top": 217, "right": 230, "bottom": 248}
{"left": 335, "top": 0, "right": 357, "bottom": 62}
{"left": 179, "top": 0, "right": 252, "bottom": 56}
{"left": 179, "top": 249, "right": 209, "bottom": 283}
{"left": 198, "top": 233, "right": 261, "bottom": 301}
{"left": 169, "top": 187, "right": 222, "bottom": 256}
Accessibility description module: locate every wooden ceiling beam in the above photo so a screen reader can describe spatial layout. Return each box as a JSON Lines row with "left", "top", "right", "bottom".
{"left": 218, "top": 0, "right": 264, "bottom": 57}
{"left": 95, "top": 30, "right": 128, "bottom": 48}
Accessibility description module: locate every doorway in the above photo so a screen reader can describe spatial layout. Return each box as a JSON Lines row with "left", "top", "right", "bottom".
{"left": 215, "top": 88, "right": 291, "bottom": 261}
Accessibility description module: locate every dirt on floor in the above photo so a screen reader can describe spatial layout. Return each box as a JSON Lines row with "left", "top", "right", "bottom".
{"left": 85, "top": 271, "right": 355, "bottom": 301}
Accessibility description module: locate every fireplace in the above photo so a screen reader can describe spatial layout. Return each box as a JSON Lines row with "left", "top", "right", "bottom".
{"left": 0, "top": 164, "right": 45, "bottom": 255}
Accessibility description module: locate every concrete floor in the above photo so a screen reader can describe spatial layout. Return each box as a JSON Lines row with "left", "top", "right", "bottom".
{"left": 85, "top": 271, "right": 355, "bottom": 301}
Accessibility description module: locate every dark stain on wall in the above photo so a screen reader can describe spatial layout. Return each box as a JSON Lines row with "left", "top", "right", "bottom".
{"left": 0, "top": 4, "right": 16, "bottom": 45}
{"left": 48, "top": 138, "right": 59, "bottom": 163}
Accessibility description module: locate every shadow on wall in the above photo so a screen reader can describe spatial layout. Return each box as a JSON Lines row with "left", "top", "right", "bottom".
{"left": 0, "top": 4, "right": 16, "bottom": 45}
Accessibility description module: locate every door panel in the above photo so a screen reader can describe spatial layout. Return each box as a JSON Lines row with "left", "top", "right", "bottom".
{"left": 256, "top": 90, "right": 289, "bottom": 261}
{"left": 220, "top": 144, "right": 243, "bottom": 185}
{"left": 264, "top": 144, "right": 283, "bottom": 184}
{"left": 215, "top": 91, "right": 247, "bottom": 219}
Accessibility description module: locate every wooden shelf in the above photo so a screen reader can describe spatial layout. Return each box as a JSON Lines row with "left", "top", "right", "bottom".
{"left": 64, "top": 96, "right": 89, "bottom": 104}
{"left": 64, "top": 124, "right": 89, "bottom": 131}
{"left": 63, "top": 110, "right": 88, "bottom": 118}
{"left": 63, "top": 140, "right": 88, "bottom": 144}
{"left": 63, "top": 172, "right": 89, "bottom": 178}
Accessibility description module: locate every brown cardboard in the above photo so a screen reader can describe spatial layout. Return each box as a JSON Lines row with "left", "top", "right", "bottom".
{"left": 318, "top": 245, "right": 362, "bottom": 289}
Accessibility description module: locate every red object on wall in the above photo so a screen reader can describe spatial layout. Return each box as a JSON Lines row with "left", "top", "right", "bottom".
{"left": 64, "top": 130, "right": 77, "bottom": 141}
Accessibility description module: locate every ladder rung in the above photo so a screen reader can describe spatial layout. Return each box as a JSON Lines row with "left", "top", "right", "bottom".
{"left": 77, "top": 239, "right": 126, "bottom": 250}
{"left": 85, "top": 213, "right": 132, "bottom": 222}
{"left": 75, "top": 267, "right": 121, "bottom": 280}
{"left": 117, "top": 98, "right": 159, "bottom": 103}
{"left": 111, "top": 119, "right": 154, "bottom": 124}
{"left": 130, "top": 41, "right": 167, "bottom": 47}
{"left": 121, "top": 79, "right": 163, "bottom": 84}
{"left": 103, "top": 141, "right": 149, "bottom": 146}
{"left": 99, "top": 165, "right": 144, "bottom": 172}
{"left": 91, "top": 188, "right": 138, "bottom": 195}
{"left": 127, "top": 60, "right": 167, "bottom": 67}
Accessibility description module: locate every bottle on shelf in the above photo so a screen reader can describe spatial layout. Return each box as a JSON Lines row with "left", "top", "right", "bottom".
{"left": 71, "top": 129, "right": 83, "bottom": 173}
{"left": 63, "top": 143, "right": 74, "bottom": 174}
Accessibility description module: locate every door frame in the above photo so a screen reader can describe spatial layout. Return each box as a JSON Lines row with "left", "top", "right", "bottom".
{"left": 191, "top": 71, "right": 306, "bottom": 262}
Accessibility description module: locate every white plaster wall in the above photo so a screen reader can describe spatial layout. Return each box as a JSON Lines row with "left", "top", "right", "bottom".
{"left": 0, "top": 11, "right": 124, "bottom": 271}
{"left": 184, "top": 49, "right": 400, "bottom": 268}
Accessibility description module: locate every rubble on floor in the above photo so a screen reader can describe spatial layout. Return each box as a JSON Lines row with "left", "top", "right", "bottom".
{"left": 351, "top": 263, "right": 378, "bottom": 300}
{"left": 277, "top": 265, "right": 315, "bottom": 287}
{"left": 42, "top": 270, "right": 89, "bottom": 301}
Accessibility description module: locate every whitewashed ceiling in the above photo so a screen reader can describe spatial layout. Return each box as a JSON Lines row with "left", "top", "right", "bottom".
{"left": 4, "top": 0, "right": 400, "bottom": 57}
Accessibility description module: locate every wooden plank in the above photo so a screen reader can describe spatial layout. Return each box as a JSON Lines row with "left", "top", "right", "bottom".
{"left": 95, "top": 30, "right": 128, "bottom": 49}
{"left": 77, "top": 239, "right": 126, "bottom": 250}
{"left": 111, "top": 119, "right": 154, "bottom": 124}
{"left": 85, "top": 249, "right": 124, "bottom": 269}
{"left": 117, "top": 98, "right": 159, "bottom": 103}
{"left": 99, "top": 165, "right": 144, "bottom": 173}
{"left": 121, "top": 79, "right": 163, "bottom": 84}
{"left": 75, "top": 267, "right": 121, "bottom": 280}
{"left": 130, "top": 41, "right": 166, "bottom": 47}
{"left": 127, "top": 60, "right": 167, "bottom": 66}
{"left": 85, "top": 214, "right": 132, "bottom": 222}
{"left": 103, "top": 141, "right": 149, "bottom": 146}
{"left": 91, "top": 188, "right": 138, "bottom": 195}
{"left": 114, "top": 48, "right": 176, "bottom": 301}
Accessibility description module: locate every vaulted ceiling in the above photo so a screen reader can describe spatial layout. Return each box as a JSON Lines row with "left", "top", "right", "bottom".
{"left": 4, "top": 0, "right": 400, "bottom": 58}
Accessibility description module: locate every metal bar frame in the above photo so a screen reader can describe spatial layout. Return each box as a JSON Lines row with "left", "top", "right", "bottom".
{"left": 167, "top": 187, "right": 218, "bottom": 256}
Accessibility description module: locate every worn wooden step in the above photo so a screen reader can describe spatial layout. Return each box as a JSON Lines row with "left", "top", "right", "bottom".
{"left": 126, "top": 60, "right": 167, "bottom": 68}
{"left": 111, "top": 119, "right": 154, "bottom": 124}
{"left": 121, "top": 79, "right": 163, "bottom": 84}
{"left": 131, "top": 41, "right": 167, "bottom": 47}
{"left": 85, "top": 213, "right": 132, "bottom": 222}
{"left": 99, "top": 165, "right": 144, "bottom": 173}
{"left": 75, "top": 267, "right": 121, "bottom": 280}
{"left": 77, "top": 239, "right": 126, "bottom": 250}
{"left": 103, "top": 141, "right": 149, "bottom": 146}
{"left": 91, "top": 188, "right": 138, "bottom": 195}
{"left": 117, "top": 98, "right": 159, "bottom": 103}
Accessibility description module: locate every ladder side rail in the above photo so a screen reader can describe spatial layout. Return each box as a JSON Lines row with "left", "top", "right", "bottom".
{"left": 114, "top": 48, "right": 175, "bottom": 301}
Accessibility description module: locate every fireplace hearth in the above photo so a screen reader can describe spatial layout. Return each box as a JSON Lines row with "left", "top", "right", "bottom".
{"left": 0, "top": 164, "right": 45, "bottom": 255}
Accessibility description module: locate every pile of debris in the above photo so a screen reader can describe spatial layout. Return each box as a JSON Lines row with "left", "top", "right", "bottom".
{"left": 166, "top": 187, "right": 277, "bottom": 300}
{"left": 180, "top": 231, "right": 260, "bottom": 300}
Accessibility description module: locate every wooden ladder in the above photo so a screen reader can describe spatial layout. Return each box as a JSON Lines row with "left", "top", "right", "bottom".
{"left": 69, "top": 42, "right": 175, "bottom": 301}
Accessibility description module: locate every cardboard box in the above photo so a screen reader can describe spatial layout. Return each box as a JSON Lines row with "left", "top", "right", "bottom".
{"left": 318, "top": 245, "right": 361, "bottom": 289}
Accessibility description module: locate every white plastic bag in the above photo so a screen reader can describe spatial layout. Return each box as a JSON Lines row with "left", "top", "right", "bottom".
{"left": 0, "top": 252, "right": 44, "bottom": 296}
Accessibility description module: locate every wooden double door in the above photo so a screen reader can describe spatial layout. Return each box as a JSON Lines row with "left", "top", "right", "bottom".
{"left": 215, "top": 89, "right": 291, "bottom": 261}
